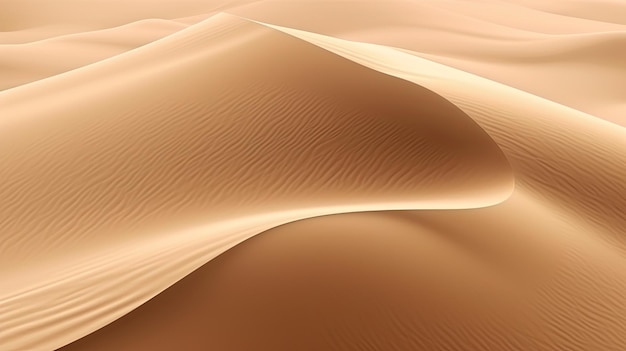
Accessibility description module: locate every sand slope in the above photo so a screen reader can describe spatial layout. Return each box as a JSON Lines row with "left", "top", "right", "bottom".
{"left": 59, "top": 15, "right": 626, "bottom": 351}
{"left": 228, "top": 0, "right": 626, "bottom": 125}
{"left": 61, "top": 191, "right": 626, "bottom": 351}
{"left": 0, "top": 13, "right": 512, "bottom": 351}
{"left": 1, "top": 1, "right": 625, "bottom": 350}
{"left": 3, "top": 0, "right": 624, "bottom": 124}
{"left": 268, "top": 22, "right": 626, "bottom": 247}
{"left": 0, "top": 19, "right": 187, "bottom": 90}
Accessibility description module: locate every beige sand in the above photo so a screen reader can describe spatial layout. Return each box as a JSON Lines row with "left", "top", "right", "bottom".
{"left": 1, "top": 1, "right": 625, "bottom": 351}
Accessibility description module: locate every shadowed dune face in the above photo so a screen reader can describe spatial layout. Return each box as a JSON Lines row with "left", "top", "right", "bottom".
{"left": 61, "top": 199, "right": 626, "bottom": 351}
{"left": 2, "top": 1, "right": 626, "bottom": 351}
{"left": 59, "top": 211, "right": 536, "bottom": 351}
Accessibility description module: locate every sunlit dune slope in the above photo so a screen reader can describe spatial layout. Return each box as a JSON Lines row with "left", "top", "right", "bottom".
{"left": 0, "top": 0, "right": 252, "bottom": 40}
{"left": 0, "top": 19, "right": 187, "bottom": 90}
{"left": 3, "top": 0, "right": 624, "bottom": 124}
{"left": 0, "top": 13, "right": 512, "bottom": 351}
{"left": 509, "top": 0, "right": 626, "bottom": 26}
{"left": 226, "top": 0, "right": 626, "bottom": 125}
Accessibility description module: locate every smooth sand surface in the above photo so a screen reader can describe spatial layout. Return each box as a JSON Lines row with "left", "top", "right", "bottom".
{"left": 60, "top": 192, "right": 626, "bottom": 351}
{"left": 0, "top": 19, "right": 188, "bottom": 90}
{"left": 1, "top": 1, "right": 625, "bottom": 351}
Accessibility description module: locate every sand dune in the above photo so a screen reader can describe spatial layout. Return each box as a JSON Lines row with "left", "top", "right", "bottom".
{"left": 1, "top": 1, "right": 625, "bottom": 350}
{"left": 0, "top": 0, "right": 250, "bottom": 39}
{"left": 0, "top": 12, "right": 511, "bottom": 351}
{"left": 228, "top": 0, "right": 626, "bottom": 125}
{"left": 0, "top": 13, "right": 511, "bottom": 263}
{"left": 0, "top": 19, "right": 187, "bottom": 90}
{"left": 61, "top": 191, "right": 626, "bottom": 351}
{"left": 509, "top": 0, "right": 626, "bottom": 26}
{"left": 3, "top": 0, "right": 624, "bottom": 123}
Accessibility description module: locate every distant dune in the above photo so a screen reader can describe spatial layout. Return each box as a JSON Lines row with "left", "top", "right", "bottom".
{"left": 1, "top": 1, "right": 625, "bottom": 351}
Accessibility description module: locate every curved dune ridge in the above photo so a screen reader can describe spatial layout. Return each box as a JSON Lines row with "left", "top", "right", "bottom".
{"left": 1, "top": 1, "right": 625, "bottom": 351}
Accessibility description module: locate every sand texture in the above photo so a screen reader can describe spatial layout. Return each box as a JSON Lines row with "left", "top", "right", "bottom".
{"left": 1, "top": 1, "right": 625, "bottom": 350}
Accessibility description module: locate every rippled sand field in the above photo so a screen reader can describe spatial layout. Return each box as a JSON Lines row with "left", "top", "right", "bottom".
{"left": 1, "top": 1, "right": 625, "bottom": 350}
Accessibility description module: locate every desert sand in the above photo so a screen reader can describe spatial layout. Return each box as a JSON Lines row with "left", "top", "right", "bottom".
{"left": 0, "top": 1, "right": 625, "bottom": 350}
